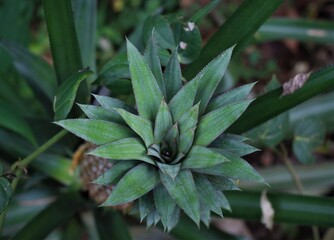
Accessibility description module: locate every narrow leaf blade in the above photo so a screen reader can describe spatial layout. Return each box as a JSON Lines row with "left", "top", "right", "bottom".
{"left": 195, "top": 100, "right": 251, "bottom": 146}
{"left": 54, "top": 69, "right": 93, "bottom": 120}
{"left": 127, "top": 39, "right": 163, "bottom": 121}
{"left": 102, "top": 163, "right": 160, "bottom": 205}
{"left": 160, "top": 170, "right": 200, "bottom": 225}
{"left": 55, "top": 119, "right": 134, "bottom": 145}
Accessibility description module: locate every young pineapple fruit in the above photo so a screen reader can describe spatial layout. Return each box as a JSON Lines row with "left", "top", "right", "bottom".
{"left": 57, "top": 36, "right": 264, "bottom": 231}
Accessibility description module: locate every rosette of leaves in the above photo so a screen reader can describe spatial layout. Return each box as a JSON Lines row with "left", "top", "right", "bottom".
{"left": 56, "top": 37, "right": 264, "bottom": 231}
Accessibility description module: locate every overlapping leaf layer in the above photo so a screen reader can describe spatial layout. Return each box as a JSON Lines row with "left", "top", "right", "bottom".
{"left": 56, "top": 38, "right": 264, "bottom": 231}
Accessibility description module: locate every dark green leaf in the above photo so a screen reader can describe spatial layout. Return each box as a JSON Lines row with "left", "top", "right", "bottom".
{"left": 164, "top": 50, "right": 182, "bottom": 102}
{"left": 94, "top": 161, "right": 137, "bottom": 185}
{"left": 176, "top": 22, "right": 202, "bottom": 64}
{"left": 55, "top": 119, "right": 134, "bottom": 145}
{"left": 169, "top": 78, "right": 199, "bottom": 121}
{"left": 116, "top": 109, "right": 154, "bottom": 147}
{"left": 182, "top": 146, "right": 229, "bottom": 169}
{"left": 0, "top": 177, "right": 12, "bottom": 214}
{"left": 0, "top": 102, "right": 37, "bottom": 145}
{"left": 161, "top": 170, "right": 200, "bottom": 225}
{"left": 102, "top": 163, "right": 160, "bottom": 205}
{"left": 189, "top": 0, "right": 221, "bottom": 23}
{"left": 139, "top": 193, "right": 155, "bottom": 222}
{"left": 78, "top": 104, "right": 124, "bottom": 123}
{"left": 14, "top": 192, "right": 87, "bottom": 240}
{"left": 0, "top": 41, "right": 57, "bottom": 101}
{"left": 154, "top": 100, "right": 173, "bottom": 143}
{"left": 54, "top": 69, "right": 93, "bottom": 120}
{"left": 256, "top": 18, "right": 334, "bottom": 44}
{"left": 184, "top": 0, "right": 283, "bottom": 79}
{"left": 293, "top": 118, "right": 325, "bottom": 164}
{"left": 72, "top": 0, "right": 97, "bottom": 73}
{"left": 224, "top": 191, "right": 334, "bottom": 228}
{"left": 43, "top": 0, "right": 83, "bottom": 83}
{"left": 195, "top": 100, "right": 251, "bottom": 146}
{"left": 89, "top": 138, "right": 155, "bottom": 165}
{"left": 95, "top": 209, "right": 132, "bottom": 240}
{"left": 127, "top": 39, "right": 164, "bottom": 121}
{"left": 154, "top": 184, "right": 176, "bottom": 230}
{"left": 196, "top": 151, "right": 265, "bottom": 183}
{"left": 228, "top": 67, "right": 334, "bottom": 134}
{"left": 206, "top": 83, "right": 255, "bottom": 113}
{"left": 145, "top": 32, "right": 166, "bottom": 97}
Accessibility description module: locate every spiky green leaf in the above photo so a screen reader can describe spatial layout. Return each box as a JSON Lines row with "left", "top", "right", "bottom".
{"left": 54, "top": 69, "right": 93, "bottom": 120}
{"left": 193, "top": 174, "right": 223, "bottom": 216}
{"left": 93, "top": 94, "right": 134, "bottom": 113}
{"left": 194, "top": 47, "right": 234, "bottom": 113}
{"left": 206, "top": 175, "right": 239, "bottom": 191}
{"left": 169, "top": 78, "right": 199, "bottom": 121}
{"left": 182, "top": 146, "right": 230, "bottom": 169}
{"left": 89, "top": 138, "right": 155, "bottom": 165}
{"left": 55, "top": 119, "right": 134, "bottom": 145}
{"left": 154, "top": 184, "right": 176, "bottom": 230}
{"left": 116, "top": 109, "right": 154, "bottom": 147}
{"left": 78, "top": 104, "right": 124, "bottom": 123}
{"left": 154, "top": 100, "right": 173, "bottom": 143}
{"left": 206, "top": 82, "right": 256, "bottom": 113}
{"left": 127, "top": 39, "right": 163, "bottom": 121}
{"left": 160, "top": 170, "right": 200, "bottom": 225}
{"left": 215, "top": 191, "right": 231, "bottom": 211}
{"left": 211, "top": 134, "right": 259, "bottom": 157}
{"left": 195, "top": 100, "right": 251, "bottom": 146}
{"left": 164, "top": 50, "right": 182, "bottom": 102}
{"left": 196, "top": 150, "right": 265, "bottom": 183}
{"left": 139, "top": 192, "right": 155, "bottom": 222}
{"left": 144, "top": 32, "right": 166, "bottom": 97}
{"left": 94, "top": 161, "right": 137, "bottom": 185}
{"left": 102, "top": 163, "right": 160, "bottom": 205}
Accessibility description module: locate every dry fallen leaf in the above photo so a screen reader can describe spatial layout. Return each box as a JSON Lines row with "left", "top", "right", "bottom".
{"left": 281, "top": 72, "right": 311, "bottom": 96}
{"left": 260, "top": 190, "right": 275, "bottom": 230}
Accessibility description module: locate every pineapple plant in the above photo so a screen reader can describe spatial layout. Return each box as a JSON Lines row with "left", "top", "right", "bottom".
{"left": 56, "top": 36, "right": 264, "bottom": 231}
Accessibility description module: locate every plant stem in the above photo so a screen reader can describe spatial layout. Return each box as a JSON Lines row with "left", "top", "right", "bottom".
{"left": 279, "top": 144, "right": 320, "bottom": 240}
{"left": 0, "top": 129, "right": 68, "bottom": 235}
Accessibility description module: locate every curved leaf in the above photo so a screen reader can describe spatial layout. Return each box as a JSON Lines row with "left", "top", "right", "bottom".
{"left": 54, "top": 69, "right": 93, "bottom": 120}
{"left": 154, "top": 184, "right": 176, "bottom": 231}
{"left": 127, "top": 39, "right": 163, "bottom": 121}
{"left": 194, "top": 46, "right": 234, "bottom": 113}
{"left": 182, "top": 146, "right": 230, "bottom": 169}
{"left": 154, "top": 100, "right": 173, "bottom": 143}
{"left": 116, "top": 109, "right": 154, "bottom": 147}
{"left": 55, "top": 119, "right": 134, "bottom": 145}
{"left": 164, "top": 50, "right": 182, "bottom": 102}
{"left": 160, "top": 170, "right": 200, "bottom": 225}
{"left": 78, "top": 104, "right": 124, "bottom": 123}
{"left": 102, "top": 163, "right": 160, "bottom": 205}
{"left": 0, "top": 102, "right": 37, "bottom": 145}
{"left": 89, "top": 138, "right": 155, "bottom": 165}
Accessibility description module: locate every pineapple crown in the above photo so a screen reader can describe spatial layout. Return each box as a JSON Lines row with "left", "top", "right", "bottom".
{"left": 56, "top": 36, "right": 264, "bottom": 231}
